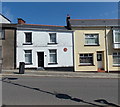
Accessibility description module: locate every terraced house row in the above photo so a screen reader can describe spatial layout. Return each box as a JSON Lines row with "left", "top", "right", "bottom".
{"left": 0, "top": 14, "right": 120, "bottom": 72}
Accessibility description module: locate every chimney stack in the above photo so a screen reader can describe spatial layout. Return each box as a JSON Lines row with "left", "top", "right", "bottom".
{"left": 66, "top": 14, "right": 71, "bottom": 30}
{"left": 18, "top": 18, "right": 26, "bottom": 24}
{"left": 66, "top": 14, "right": 70, "bottom": 20}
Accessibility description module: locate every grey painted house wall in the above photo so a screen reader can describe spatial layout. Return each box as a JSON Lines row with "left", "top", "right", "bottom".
{"left": 2, "top": 28, "right": 16, "bottom": 70}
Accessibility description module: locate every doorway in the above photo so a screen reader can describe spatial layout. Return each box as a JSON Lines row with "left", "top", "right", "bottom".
{"left": 37, "top": 52, "right": 44, "bottom": 67}
{"left": 97, "top": 52, "right": 104, "bottom": 69}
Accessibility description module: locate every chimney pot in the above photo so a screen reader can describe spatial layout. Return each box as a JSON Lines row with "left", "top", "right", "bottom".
{"left": 67, "top": 14, "right": 70, "bottom": 19}
{"left": 18, "top": 18, "right": 26, "bottom": 24}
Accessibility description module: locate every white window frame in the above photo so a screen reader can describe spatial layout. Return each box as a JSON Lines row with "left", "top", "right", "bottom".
{"left": 113, "top": 30, "right": 120, "bottom": 44}
{"left": 49, "top": 50, "right": 57, "bottom": 64}
{"left": 113, "top": 52, "right": 120, "bottom": 66}
{"left": 24, "top": 32, "right": 32, "bottom": 44}
{"left": 85, "top": 34, "right": 99, "bottom": 45}
{"left": 24, "top": 50, "right": 32, "bottom": 64}
{"left": 79, "top": 53, "right": 93, "bottom": 65}
{"left": 49, "top": 33, "right": 57, "bottom": 44}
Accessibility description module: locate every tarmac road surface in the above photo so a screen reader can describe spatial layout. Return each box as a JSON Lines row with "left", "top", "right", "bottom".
{"left": 2, "top": 76, "right": 119, "bottom": 106}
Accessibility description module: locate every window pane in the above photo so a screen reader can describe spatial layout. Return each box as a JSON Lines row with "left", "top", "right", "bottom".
{"left": 25, "top": 50, "right": 31, "bottom": 53}
{"left": 118, "top": 52, "right": 120, "bottom": 56}
{"left": 25, "top": 54, "right": 31, "bottom": 62}
{"left": 80, "top": 54, "right": 93, "bottom": 65}
{"left": 25, "top": 50, "right": 32, "bottom": 63}
{"left": 50, "top": 54, "right": 56, "bottom": 62}
{"left": 49, "top": 50, "right": 56, "bottom": 54}
{"left": 49, "top": 50, "right": 57, "bottom": 63}
{"left": 113, "top": 53, "right": 117, "bottom": 56}
{"left": 115, "top": 32, "right": 120, "bottom": 43}
{"left": 25, "top": 33, "right": 32, "bottom": 43}
{"left": 95, "top": 37, "right": 98, "bottom": 44}
{"left": 50, "top": 33, "right": 56, "bottom": 43}
{"left": 113, "top": 52, "right": 120, "bottom": 65}
{"left": 0, "top": 29, "right": 4, "bottom": 39}
{"left": 113, "top": 56, "right": 120, "bottom": 64}
{"left": 85, "top": 34, "right": 98, "bottom": 45}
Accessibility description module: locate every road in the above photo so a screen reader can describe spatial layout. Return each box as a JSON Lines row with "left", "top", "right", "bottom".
{"left": 2, "top": 76, "right": 119, "bottom": 106}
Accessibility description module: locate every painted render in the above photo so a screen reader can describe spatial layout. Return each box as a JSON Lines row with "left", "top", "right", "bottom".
{"left": 0, "top": 14, "right": 11, "bottom": 24}
{"left": 2, "top": 29, "right": 16, "bottom": 70}
{"left": 16, "top": 29, "right": 73, "bottom": 69}
{"left": 72, "top": 27, "right": 120, "bottom": 72}
{"left": 106, "top": 28, "right": 120, "bottom": 72}
{"left": 73, "top": 27, "right": 107, "bottom": 72}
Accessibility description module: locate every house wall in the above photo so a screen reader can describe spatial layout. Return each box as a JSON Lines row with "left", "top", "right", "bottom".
{"left": 107, "top": 29, "right": 120, "bottom": 71}
{"left": 73, "top": 28, "right": 107, "bottom": 72}
{"left": 0, "top": 40, "right": 2, "bottom": 72}
{"left": 0, "top": 15, "right": 11, "bottom": 23}
{"left": 2, "top": 29, "right": 15, "bottom": 69}
{"left": 16, "top": 29, "right": 73, "bottom": 69}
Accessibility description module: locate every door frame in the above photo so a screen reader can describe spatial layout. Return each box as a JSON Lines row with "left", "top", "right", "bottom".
{"left": 37, "top": 51, "right": 44, "bottom": 68}
{"left": 97, "top": 51, "right": 104, "bottom": 69}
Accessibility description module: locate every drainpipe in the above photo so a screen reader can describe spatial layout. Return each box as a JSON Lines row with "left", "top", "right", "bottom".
{"left": 105, "top": 26, "right": 109, "bottom": 73}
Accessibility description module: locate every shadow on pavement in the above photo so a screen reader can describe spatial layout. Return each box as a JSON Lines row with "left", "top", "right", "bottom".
{"left": 1, "top": 77, "right": 120, "bottom": 107}
{"left": 94, "top": 99, "right": 120, "bottom": 107}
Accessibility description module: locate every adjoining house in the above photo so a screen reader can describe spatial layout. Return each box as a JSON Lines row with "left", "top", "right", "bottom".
{"left": 16, "top": 18, "right": 73, "bottom": 70}
{"left": 0, "top": 14, "right": 16, "bottom": 70}
{"left": 0, "top": 14, "right": 11, "bottom": 24}
{"left": 66, "top": 15, "right": 120, "bottom": 72}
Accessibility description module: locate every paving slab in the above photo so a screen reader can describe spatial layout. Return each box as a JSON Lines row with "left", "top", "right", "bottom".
{"left": 1, "top": 70, "right": 120, "bottom": 78}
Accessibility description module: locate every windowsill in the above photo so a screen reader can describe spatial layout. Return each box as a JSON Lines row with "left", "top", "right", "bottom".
{"left": 84, "top": 44, "right": 100, "bottom": 46}
{"left": 48, "top": 63, "right": 58, "bottom": 65}
{"left": 79, "top": 64, "right": 95, "bottom": 66}
{"left": 113, "top": 65, "right": 120, "bottom": 67}
{"left": 0, "top": 38, "right": 5, "bottom": 40}
{"left": 47, "top": 43, "right": 58, "bottom": 45}
{"left": 113, "top": 43, "right": 120, "bottom": 44}
{"left": 25, "top": 63, "right": 33, "bottom": 65}
{"left": 23, "top": 43, "right": 33, "bottom": 45}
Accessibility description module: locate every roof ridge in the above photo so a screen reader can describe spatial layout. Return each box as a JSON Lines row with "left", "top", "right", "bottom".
{"left": 23, "top": 23, "right": 64, "bottom": 27}
{"left": 70, "top": 19, "right": 119, "bottom": 21}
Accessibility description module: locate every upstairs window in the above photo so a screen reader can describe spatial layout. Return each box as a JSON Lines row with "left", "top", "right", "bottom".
{"left": 79, "top": 54, "right": 93, "bottom": 65}
{"left": 49, "top": 33, "right": 56, "bottom": 44}
{"left": 113, "top": 31, "right": 120, "bottom": 43}
{"left": 25, "top": 32, "right": 32, "bottom": 44}
{"left": 85, "top": 34, "right": 99, "bottom": 45}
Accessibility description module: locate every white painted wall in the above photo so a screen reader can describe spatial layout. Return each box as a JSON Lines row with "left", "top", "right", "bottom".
{"left": 0, "top": 15, "right": 11, "bottom": 23}
{"left": 16, "top": 29, "right": 73, "bottom": 68}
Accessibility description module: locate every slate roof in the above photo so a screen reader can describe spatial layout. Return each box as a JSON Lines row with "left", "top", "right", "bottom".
{"left": 17, "top": 24, "right": 69, "bottom": 31}
{"left": 69, "top": 19, "right": 119, "bottom": 27}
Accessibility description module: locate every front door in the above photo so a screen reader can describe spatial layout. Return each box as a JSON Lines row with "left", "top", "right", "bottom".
{"left": 97, "top": 52, "right": 103, "bottom": 69}
{"left": 38, "top": 52, "right": 44, "bottom": 67}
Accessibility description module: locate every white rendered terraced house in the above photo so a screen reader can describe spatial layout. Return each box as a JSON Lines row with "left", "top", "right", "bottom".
{"left": 16, "top": 18, "right": 73, "bottom": 70}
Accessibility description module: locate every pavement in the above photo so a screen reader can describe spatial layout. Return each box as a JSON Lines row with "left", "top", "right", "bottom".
{"left": 0, "top": 69, "right": 120, "bottom": 78}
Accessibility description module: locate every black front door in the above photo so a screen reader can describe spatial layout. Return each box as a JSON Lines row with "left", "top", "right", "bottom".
{"left": 38, "top": 52, "right": 44, "bottom": 67}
